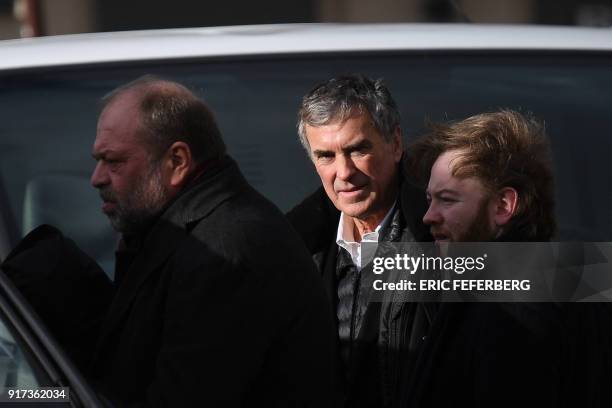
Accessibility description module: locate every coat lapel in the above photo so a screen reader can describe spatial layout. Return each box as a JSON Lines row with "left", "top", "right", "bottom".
{"left": 93, "top": 219, "right": 188, "bottom": 356}
{"left": 321, "top": 242, "right": 339, "bottom": 333}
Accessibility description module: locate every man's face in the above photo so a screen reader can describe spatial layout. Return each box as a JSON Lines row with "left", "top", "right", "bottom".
{"left": 305, "top": 112, "right": 402, "bottom": 223}
{"left": 423, "top": 150, "right": 498, "bottom": 243}
{"left": 91, "top": 94, "right": 170, "bottom": 234}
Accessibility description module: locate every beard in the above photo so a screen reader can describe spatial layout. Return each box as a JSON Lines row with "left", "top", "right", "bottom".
{"left": 431, "top": 197, "right": 498, "bottom": 243}
{"left": 99, "top": 162, "right": 170, "bottom": 234}
{"left": 457, "top": 198, "right": 497, "bottom": 242}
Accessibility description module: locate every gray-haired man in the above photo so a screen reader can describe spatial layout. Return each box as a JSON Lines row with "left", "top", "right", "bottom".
{"left": 287, "top": 75, "right": 431, "bottom": 408}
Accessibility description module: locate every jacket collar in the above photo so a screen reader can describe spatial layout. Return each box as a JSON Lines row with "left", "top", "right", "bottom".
{"left": 117, "top": 155, "right": 246, "bottom": 291}
{"left": 93, "top": 155, "right": 247, "bottom": 362}
{"left": 161, "top": 155, "right": 247, "bottom": 229}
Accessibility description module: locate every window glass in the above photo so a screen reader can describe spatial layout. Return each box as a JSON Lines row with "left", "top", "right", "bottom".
{"left": 1, "top": 53, "right": 611, "bottom": 271}
{"left": 0, "top": 316, "right": 38, "bottom": 390}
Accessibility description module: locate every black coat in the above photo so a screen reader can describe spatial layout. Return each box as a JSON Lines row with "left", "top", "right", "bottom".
{"left": 287, "top": 186, "right": 566, "bottom": 408}
{"left": 286, "top": 166, "right": 612, "bottom": 408}
{"left": 399, "top": 302, "right": 564, "bottom": 408}
{"left": 5, "top": 157, "right": 334, "bottom": 407}
{"left": 286, "top": 173, "right": 432, "bottom": 408}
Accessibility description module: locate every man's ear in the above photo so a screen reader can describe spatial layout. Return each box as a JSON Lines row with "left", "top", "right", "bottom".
{"left": 493, "top": 187, "right": 519, "bottom": 226}
{"left": 164, "top": 141, "right": 193, "bottom": 188}
{"left": 392, "top": 127, "right": 403, "bottom": 163}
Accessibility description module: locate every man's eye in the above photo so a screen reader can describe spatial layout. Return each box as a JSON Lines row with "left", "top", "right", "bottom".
{"left": 316, "top": 155, "right": 334, "bottom": 163}
{"left": 440, "top": 197, "right": 457, "bottom": 204}
{"left": 104, "top": 158, "right": 122, "bottom": 170}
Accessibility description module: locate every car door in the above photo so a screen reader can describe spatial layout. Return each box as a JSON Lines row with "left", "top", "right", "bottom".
{"left": 0, "top": 268, "right": 106, "bottom": 407}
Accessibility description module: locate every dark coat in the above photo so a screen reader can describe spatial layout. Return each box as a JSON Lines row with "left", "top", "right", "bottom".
{"left": 286, "top": 163, "right": 612, "bottom": 408}
{"left": 287, "top": 184, "right": 567, "bottom": 408}
{"left": 286, "top": 172, "right": 432, "bottom": 408}
{"left": 5, "top": 156, "right": 334, "bottom": 407}
{"left": 394, "top": 243, "right": 612, "bottom": 408}
{"left": 1, "top": 224, "right": 115, "bottom": 371}
{"left": 399, "top": 302, "right": 564, "bottom": 408}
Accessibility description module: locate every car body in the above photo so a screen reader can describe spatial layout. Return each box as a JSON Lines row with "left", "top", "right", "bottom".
{"left": 0, "top": 23, "right": 611, "bottom": 404}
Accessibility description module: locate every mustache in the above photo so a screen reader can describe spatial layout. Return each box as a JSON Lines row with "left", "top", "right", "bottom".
{"left": 430, "top": 227, "right": 447, "bottom": 236}
{"left": 98, "top": 187, "right": 116, "bottom": 202}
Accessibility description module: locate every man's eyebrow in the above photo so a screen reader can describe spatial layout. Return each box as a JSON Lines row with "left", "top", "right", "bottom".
{"left": 343, "top": 139, "right": 372, "bottom": 153}
{"left": 91, "top": 149, "right": 115, "bottom": 160}
{"left": 312, "top": 149, "right": 334, "bottom": 157}
{"left": 311, "top": 140, "right": 372, "bottom": 157}
{"left": 430, "top": 188, "right": 460, "bottom": 197}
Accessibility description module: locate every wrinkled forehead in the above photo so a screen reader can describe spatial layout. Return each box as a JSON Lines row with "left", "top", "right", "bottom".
{"left": 306, "top": 102, "right": 371, "bottom": 130}
{"left": 305, "top": 111, "right": 381, "bottom": 145}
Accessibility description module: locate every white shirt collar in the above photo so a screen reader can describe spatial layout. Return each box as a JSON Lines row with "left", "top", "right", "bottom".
{"left": 335, "top": 201, "right": 397, "bottom": 268}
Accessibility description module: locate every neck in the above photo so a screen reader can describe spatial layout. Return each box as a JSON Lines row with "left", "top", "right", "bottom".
{"left": 343, "top": 203, "right": 394, "bottom": 242}
{"left": 342, "top": 174, "right": 400, "bottom": 242}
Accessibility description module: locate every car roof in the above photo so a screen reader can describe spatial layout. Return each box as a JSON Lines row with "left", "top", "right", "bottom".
{"left": 1, "top": 23, "right": 612, "bottom": 71}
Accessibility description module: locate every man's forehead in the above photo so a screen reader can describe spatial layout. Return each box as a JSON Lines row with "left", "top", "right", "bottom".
{"left": 92, "top": 135, "right": 128, "bottom": 156}
{"left": 92, "top": 136, "right": 150, "bottom": 162}
{"left": 429, "top": 151, "right": 458, "bottom": 185}
{"left": 428, "top": 150, "right": 485, "bottom": 194}
{"left": 95, "top": 122, "right": 136, "bottom": 146}
{"left": 96, "top": 94, "right": 143, "bottom": 141}
{"left": 306, "top": 113, "right": 378, "bottom": 144}
{"left": 99, "top": 91, "right": 140, "bottom": 120}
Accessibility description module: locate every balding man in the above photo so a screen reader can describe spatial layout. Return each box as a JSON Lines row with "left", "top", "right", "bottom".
{"left": 89, "top": 76, "right": 332, "bottom": 407}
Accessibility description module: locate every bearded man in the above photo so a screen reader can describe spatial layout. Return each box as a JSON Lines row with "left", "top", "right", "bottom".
{"left": 400, "top": 110, "right": 610, "bottom": 408}
{"left": 414, "top": 110, "right": 555, "bottom": 244}
{"left": 86, "top": 76, "right": 333, "bottom": 407}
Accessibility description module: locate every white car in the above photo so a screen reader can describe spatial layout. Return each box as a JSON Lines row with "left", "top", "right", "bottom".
{"left": 0, "top": 23, "right": 611, "bottom": 405}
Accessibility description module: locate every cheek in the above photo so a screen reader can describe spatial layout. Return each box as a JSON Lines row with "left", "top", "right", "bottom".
{"left": 357, "top": 156, "right": 376, "bottom": 173}
{"left": 449, "top": 205, "right": 481, "bottom": 233}
{"left": 109, "top": 179, "right": 127, "bottom": 198}
{"left": 315, "top": 167, "right": 337, "bottom": 192}
{"left": 111, "top": 174, "right": 136, "bottom": 195}
{"left": 369, "top": 157, "right": 396, "bottom": 180}
{"left": 442, "top": 207, "right": 468, "bottom": 228}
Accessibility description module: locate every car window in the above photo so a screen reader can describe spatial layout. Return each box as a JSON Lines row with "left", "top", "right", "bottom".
{"left": 0, "top": 317, "right": 37, "bottom": 390}
{"left": 1, "top": 52, "right": 611, "bottom": 270}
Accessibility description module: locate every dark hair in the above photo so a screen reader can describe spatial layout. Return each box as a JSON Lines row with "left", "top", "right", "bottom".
{"left": 297, "top": 74, "right": 400, "bottom": 154}
{"left": 101, "top": 75, "right": 226, "bottom": 165}
{"left": 407, "top": 109, "right": 556, "bottom": 241}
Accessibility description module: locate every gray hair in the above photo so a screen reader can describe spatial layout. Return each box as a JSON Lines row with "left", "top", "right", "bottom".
{"left": 101, "top": 75, "right": 226, "bottom": 165}
{"left": 297, "top": 74, "right": 401, "bottom": 154}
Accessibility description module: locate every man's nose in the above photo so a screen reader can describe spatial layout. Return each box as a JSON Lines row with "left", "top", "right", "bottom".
{"left": 90, "top": 162, "right": 109, "bottom": 189}
{"left": 423, "top": 202, "right": 442, "bottom": 225}
{"left": 336, "top": 155, "right": 357, "bottom": 181}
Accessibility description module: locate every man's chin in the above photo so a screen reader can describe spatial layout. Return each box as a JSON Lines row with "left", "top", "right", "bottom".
{"left": 431, "top": 230, "right": 452, "bottom": 244}
{"left": 335, "top": 201, "right": 370, "bottom": 219}
{"left": 107, "top": 215, "right": 123, "bottom": 232}
{"left": 337, "top": 188, "right": 368, "bottom": 202}
{"left": 434, "top": 238, "right": 451, "bottom": 245}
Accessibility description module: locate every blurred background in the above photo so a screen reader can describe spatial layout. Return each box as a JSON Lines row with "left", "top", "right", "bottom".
{"left": 1, "top": 0, "right": 612, "bottom": 40}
